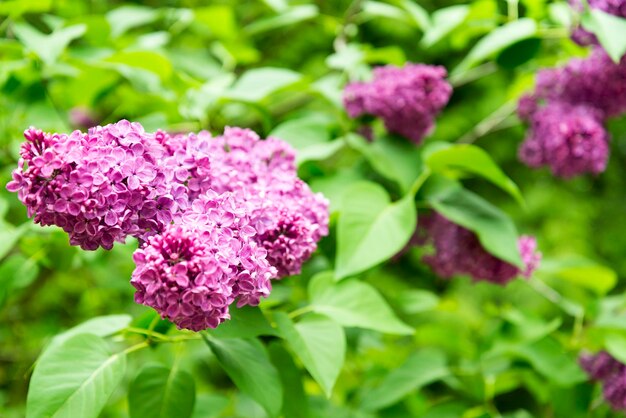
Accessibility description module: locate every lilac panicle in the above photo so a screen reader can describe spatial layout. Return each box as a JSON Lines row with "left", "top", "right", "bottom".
{"left": 518, "top": 102, "right": 610, "bottom": 178}
{"left": 343, "top": 63, "right": 452, "bottom": 144}
{"left": 8, "top": 122, "right": 330, "bottom": 331}
{"left": 416, "top": 212, "right": 541, "bottom": 285}
{"left": 6, "top": 121, "right": 187, "bottom": 250}
{"left": 131, "top": 191, "right": 276, "bottom": 331}
{"left": 580, "top": 351, "right": 626, "bottom": 412}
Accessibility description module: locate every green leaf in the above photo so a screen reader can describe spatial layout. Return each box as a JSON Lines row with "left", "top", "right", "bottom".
{"left": 309, "top": 273, "right": 413, "bottom": 335}
{"left": 582, "top": 10, "right": 626, "bottom": 63}
{"left": 427, "top": 185, "right": 522, "bottom": 267}
{"left": 336, "top": 182, "right": 417, "bottom": 278}
{"left": 509, "top": 337, "right": 586, "bottom": 386}
{"left": 361, "top": 1, "right": 412, "bottom": 24}
{"left": 425, "top": 143, "right": 523, "bottom": 205}
{"left": 539, "top": 257, "right": 617, "bottom": 295}
{"left": 191, "top": 394, "right": 229, "bottom": 418}
{"left": 605, "top": 333, "right": 626, "bottom": 364}
{"left": 346, "top": 134, "right": 423, "bottom": 193}
{"left": 245, "top": 5, "right": 318, "bottom": 35}
{"left": 203, "top": 336, "right": 282, "bottom": 417}
{"left": 395, "top": 290, "right": 440, "bottom": 315}
{"left": 268, "top": 342, "right": 310, "bottom": 418}
{"left": 224, "top": 67, "right": 302, "bottom": 102}
{"left": 209, "top": 306, "right": 278, "bottom": 339}
{"left": 421, "top": 5, "right": 469, "bottom": 47}
{"left": 129, "top": 365, "right": 195, "bottom": 418}
{"left": 274, "top": 312, "right": 345, "bottom": 397}
{"left": 297, "top": 140, "right": 345, "bottom": 166}
{"left": 453, "top": 18, "right": 537, "bottom": 76}
{"left": 269, "top": 115, "right": 331, "bottom": 150}
{"left": 50, "top": 314, "right": 132, "bottom": 350}
{"left": 399, "top": 0, "right": 431, "bottom": 30}
{"left": 106, "top": 5, "right": 160, "bottom": 38}
{"left": 26, "top": 334, "right": 126, "bottom": 418}
{"left": 361, "top": 349, "right": 449, "bottom": 410}
{"left": 12, "top": 23, "right": 86, "bottom": 65}
{"left": 104, "top": 51, "right": 173, "bottom": 80}
{"left": 0, "top": 223, "right": 28, "bottom": 260}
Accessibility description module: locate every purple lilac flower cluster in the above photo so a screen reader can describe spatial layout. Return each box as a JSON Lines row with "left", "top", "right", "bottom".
{"left": 343, "top": 64, "right": 452, "bottom": 144}
{"left": 6, "top": 121, "right": 186, "bottom": 250}
{"left": 569, "top": 0, "right": 626, "bottom": 45}
{"left": 8, "top": 122, "right": 329, "bottom": 330}
{"left": 580, "top": 351, "right": 626, "bottom": 411}
{"left": 518, "top": 48, "right": 626, "bottom": 177}
{"left": 415, "top": 212, "right": 541, "bottom": 285}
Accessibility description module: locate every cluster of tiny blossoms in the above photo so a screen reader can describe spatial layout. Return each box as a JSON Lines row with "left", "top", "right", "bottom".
{"left": 580, "top": 351, "right": 626, "bottom": 411}
{"left": 343, "top": 63, "right": 452, "bottom": 144}
{"left": 8, "top": 122, "right": 329, "bottom": 331}
{"left": 415, "top": 213, "right": 541, "bottom": 285}
{"left": 518, "top": 47, "right": 626, "bottom": 177}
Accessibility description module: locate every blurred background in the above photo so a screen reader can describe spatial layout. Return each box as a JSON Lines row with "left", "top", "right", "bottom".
{"left": 2, "top": 0, "right": 626, "bottom": 417}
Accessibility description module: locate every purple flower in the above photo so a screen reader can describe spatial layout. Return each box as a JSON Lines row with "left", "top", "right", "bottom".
{"left": 131, "top": 192, "right": 277, "bottom": 331}
{"left": 343, "top": 63, "right": 453, "bottom": 144}
{"left": 415, "top": 212, "right": 541, "bottom": 285}
{"left": 518, "top": 102, "right": 610, "bottom": 178}
{"left": 6, "top": 121, "right": 188, "bottom": 250}
{"left": 579, "top": 351, "right": 626, "bottom": 412}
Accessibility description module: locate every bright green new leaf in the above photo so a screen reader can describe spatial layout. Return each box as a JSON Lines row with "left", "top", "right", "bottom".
{"left": 209, "top": 306, "right": 278, "bottom": 339}
{"left": 26, "top": 334, "right": 126, "bottom": 418}
{"left": 106, "top": 5, "right": 160, "bottom": 38}
{"left": 582, "top": 10, "right": 626, "bottom": 63}
{"left": 361, "top": 349, "right": 449, "bottom": 410}
{"left": 104, "top": 51, "right": 173, "bottom": 80}
{"left": 224, "top": 67, "right": 302, "bottom": 102}
{"left": 425, "top": 143, "right": 524, "bottom": 205}
{"left": 539, "top": 257, "right": 617, "bottom": 295}
{"left": 399, "top": 0, "right": 431, "bottom": 30}
{"left": 12, "top": 23, "right": 86, "bottom": 65}
{"left": 203, "top": 336, "right": 282, "bottom": 417}
{"left": 427, "top": 185, "right": 522, "bottom": 267}
{"left": 245, "top": 5, "right": 319, "bottom": 35}
{"left": 453, "top": 18, "right": 537, "bottom": 76}
{"left": 49, "top": 314, "right": 132, "bottom": 350}
{"left": 361, "top": 1, "right": 412, "bottom": 24}
{"left": 275, "top": 312, "right": 346, "bottom": 397}
{"left": 421, "top": 5, "right": 469, "bottom": 47}
{"left": 606, "top": 333, "right": 626, "bottom": 364}
{"left": 129, "top": 365, "right": 196, "bottom": 418}
{"left": 336, "top": 181, "right": 417, "bottom": 278}
{"left": 308, "top": 273, "right": 413, "bottom": 335}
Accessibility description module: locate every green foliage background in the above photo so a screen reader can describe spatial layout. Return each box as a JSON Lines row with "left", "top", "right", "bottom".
{"left": 1, "top": 0, "right": 626, "bottom": 417}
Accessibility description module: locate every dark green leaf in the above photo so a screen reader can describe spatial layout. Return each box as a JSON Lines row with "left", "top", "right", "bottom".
{"left": 129, "top": 365, "right": 195, "bottom": 418}
{"left": 361, "top": 349, "right": 449, "bottom": 410}
{"left": 268, "top": 342, "right": 309, "bottom": 418}
{"left": 210, "top": 306, "right": 278, "bottom": 339}
{"left": 274, "top": 312, "right": 345, "bottom": 397}
{"left": 203, "top": 336, "right": 282, "bottom": 417}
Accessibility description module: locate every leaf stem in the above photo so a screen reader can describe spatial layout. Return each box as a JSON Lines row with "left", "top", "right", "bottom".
{"left": 457, "top": 100, "right": 518, "bottom": 144}
{"left": 287, "top": 305, "right": 315, "bottom": 319}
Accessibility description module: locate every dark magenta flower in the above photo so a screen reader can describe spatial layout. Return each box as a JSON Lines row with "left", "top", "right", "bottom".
{"left": 416, "top": 213, "right": 541, "bottom": 285}
{"left": 518, "top": 102, "right": 610, "bottom": 178}
{"left": 343, "top": 63, "right": 452, "bottom": 144}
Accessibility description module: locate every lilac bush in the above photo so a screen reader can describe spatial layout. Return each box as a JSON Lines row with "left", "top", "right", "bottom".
{"left": 580, "top": 351, "right": 626, "bottom": 411}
